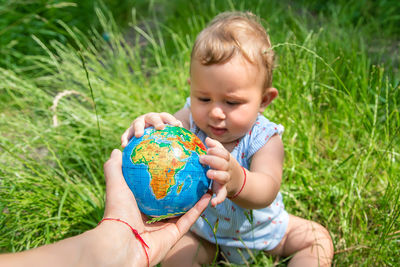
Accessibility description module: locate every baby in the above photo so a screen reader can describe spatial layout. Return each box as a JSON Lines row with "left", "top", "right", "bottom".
{"left": 122, "top": 11, "right": 333, "bottom": 266}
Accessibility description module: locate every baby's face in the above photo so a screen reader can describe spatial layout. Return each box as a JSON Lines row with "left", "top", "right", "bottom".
{"left": 190, "top": 56, "right": 267, "bottom": 150}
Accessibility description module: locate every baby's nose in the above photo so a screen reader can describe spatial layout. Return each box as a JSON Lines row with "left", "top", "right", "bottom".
{"left": 210, "top": 105, "right": 226, "bottom": 120}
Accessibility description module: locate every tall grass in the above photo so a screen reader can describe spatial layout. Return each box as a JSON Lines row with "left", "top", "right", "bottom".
{"left": 0, "top": 0, "right": 144, "bottom": 71}
{"left": 1, "top": 0, "right": 399, "bottom": 265}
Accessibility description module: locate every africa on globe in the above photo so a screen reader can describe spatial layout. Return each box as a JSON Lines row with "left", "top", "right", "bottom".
{"left": 122, "top": 125, "right": 210, "bottom": 217}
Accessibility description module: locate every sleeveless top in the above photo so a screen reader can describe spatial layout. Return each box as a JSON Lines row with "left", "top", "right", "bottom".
{"left": 185, "top": 98, "right": 289, "bottom": 252}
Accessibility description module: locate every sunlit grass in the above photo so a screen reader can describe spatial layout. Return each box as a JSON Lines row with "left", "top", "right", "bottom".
{"left": 0, "top": 0, "right": 399, "bottom": 265}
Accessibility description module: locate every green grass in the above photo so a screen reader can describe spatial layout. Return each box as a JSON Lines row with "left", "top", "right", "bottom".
{"left": 0, "top": 0, "right": 399, "bottom": 265}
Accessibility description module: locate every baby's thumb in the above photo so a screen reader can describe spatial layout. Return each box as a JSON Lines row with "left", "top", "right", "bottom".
{"left": 211, "top": 182, "right": 227, "bottom": 207}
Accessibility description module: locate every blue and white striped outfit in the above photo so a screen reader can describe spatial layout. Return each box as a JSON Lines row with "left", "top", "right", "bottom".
{"left": 185, "top": 98, "right": 289, "bottom": 264}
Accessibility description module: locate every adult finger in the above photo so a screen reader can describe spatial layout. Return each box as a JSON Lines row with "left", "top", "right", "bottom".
{"left": 175, "top": 192, "right": 211, "bottom": 232}
{"left": 145, "top": 193, "right": 211, "bottom": 265}
{"left": 104, "top": 149, "right": 124, "bottom": 194}
{"left": 103, "top": 149, "right": 141, "bottom": 223}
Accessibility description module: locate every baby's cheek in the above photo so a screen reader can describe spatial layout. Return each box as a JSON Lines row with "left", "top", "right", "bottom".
{"left": 192, "top": 110, "right": 206, "bottom": 128}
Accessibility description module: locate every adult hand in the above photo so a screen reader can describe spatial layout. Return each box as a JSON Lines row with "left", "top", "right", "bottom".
{"left": 101, "top": 149, "right": 211, "bottom": 266}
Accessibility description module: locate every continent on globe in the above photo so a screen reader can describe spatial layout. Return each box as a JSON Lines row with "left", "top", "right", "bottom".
{"left": 122, "top": 125, "right": 210, "bottom": 217}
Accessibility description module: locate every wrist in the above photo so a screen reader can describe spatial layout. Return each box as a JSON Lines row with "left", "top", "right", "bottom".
{"left": 87, "top": 220, "right": 146, "bottom": 267}
{"left": 227, "top": 160, "right": 246, "bottom": 199}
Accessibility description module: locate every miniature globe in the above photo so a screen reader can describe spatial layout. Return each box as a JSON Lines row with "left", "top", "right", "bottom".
{"left": 122, "top": 125, "right": 210, "bottom": 217}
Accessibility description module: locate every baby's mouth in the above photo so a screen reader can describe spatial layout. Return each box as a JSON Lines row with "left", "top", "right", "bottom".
{"left": 209, "top": 126, "right": 227, "bottom": 136}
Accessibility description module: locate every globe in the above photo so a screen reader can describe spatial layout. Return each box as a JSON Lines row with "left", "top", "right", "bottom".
{"left": 122, "top": 125, "right": 210, "bottom": 217}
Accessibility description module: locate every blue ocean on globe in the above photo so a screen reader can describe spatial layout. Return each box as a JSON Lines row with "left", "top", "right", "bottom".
{"left": 122, "top": 126, "right": 210, "bottom": 217}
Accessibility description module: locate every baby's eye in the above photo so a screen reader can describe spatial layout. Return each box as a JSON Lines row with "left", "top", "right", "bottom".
{"left": 198, "top": 97, "right": 210, "bottom": 102}
{"left": 226, "top": 100, "right": 239, "bottom": 106}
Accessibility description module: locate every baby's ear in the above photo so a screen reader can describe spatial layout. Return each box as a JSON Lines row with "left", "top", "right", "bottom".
{"left": 259, "top": 88, "right": 278, "bottom": 112}
{"left": 187, "top": 78, "right": 191, "bottom": 85}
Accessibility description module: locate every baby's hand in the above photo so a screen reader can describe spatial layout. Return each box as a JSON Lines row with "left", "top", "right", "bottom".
{"left": 121, "top": 112, "right": 183, "bottom": 147}
{"left": 200, "top": 137, "right": 236, "bottom": 207}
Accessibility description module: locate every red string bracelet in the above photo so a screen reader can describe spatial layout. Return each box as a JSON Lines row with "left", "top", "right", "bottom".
{"left": 229, "top": 166, "right": 247, "bottom": 199}
{"left": 98, "top": 218, "right": 149, "bottom": 267}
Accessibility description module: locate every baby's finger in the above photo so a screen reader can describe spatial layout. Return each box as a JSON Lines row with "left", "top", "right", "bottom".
{"left": 143, "top": 113, "right": 166, "bottom": 130}
{"left": 121, "top": 126, "right": 134, "bottom": 148}
{"left": 206, "top": 146, "right": 230, "bottom": 161}
{"left": 205, "top": 137, "right": 224, "bottom": 149}
{"left": 133, "top": 117, "right": 146, "bottom": 138}
{"left": 121, "top": 116, "right": 146, "bottom": 146}
{"left": 159, "top": 112, "right": 183, "bottom": 127}
{"left": 211, "top": 183, "right": 227, "bottom": 207}
{"left": 207, "top": 169, "right": 230, "bottom": 185}
{"left": 200, "top": 154, "right": 229, "bottom": 171}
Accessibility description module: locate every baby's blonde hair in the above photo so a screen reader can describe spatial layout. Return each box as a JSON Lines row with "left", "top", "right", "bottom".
{"left": 191, "top": 11, "right": 275, "bottom": 89}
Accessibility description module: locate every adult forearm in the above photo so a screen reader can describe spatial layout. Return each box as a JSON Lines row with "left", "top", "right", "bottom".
{"left": 0, "top": 223, "right": 144, "bottom": 267}
{"left": 0, "top": 232, "right": 93, "bottom": 267}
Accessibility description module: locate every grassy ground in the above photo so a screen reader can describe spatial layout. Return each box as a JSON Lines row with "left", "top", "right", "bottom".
{"left": 0, "top": 0, "right": 399, "bottom": 266}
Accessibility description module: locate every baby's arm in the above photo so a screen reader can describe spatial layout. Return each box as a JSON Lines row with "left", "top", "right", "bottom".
{"left": 234, "top": 134, "right": 284, "bottom": 209}
{"left": 201, "top": 135, "right": 284, "bottom": 209}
